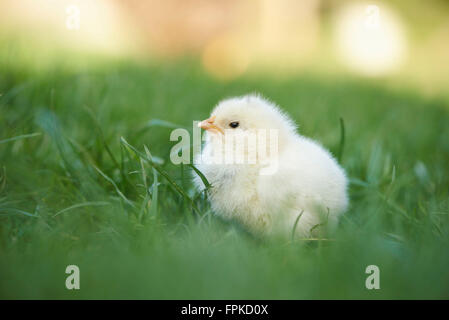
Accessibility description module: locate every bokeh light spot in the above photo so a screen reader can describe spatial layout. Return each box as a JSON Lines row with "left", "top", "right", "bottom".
{"left": 334, "top": 2, "right": 408, "bottom": 76}
{"left": 202, "top": 34, "right": 250, "bottom": 81}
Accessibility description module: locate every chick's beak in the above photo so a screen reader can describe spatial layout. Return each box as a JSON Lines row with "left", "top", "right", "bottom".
{"left": 198, "top": 115, "right": 223, "bottom": 134}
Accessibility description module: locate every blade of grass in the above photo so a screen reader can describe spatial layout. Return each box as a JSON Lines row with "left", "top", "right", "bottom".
{"left": 138, "top": 192, "right": 151, "bottom": 222}
{"left": 93, "top": 165, "right": 136, "bottom": 208}
{"left": 67, "top": 136, "right": 140, "bottom": 200}
{"left": 291, "top": 210, "right": 304, "bottom": 242}
{"left": 180, "top": 162, "right": 185, "bottom": 189}
{"left": 0, "top": 207, "right": 37, "bottom": 217}
{"left": 138, "top": 157, "right": 150, "bottom": 221}
{"left": 0, "top": 132, "right": 41, "bottom": 145}
{"left": 121, "top": 137, "right": 200, "bottom": 214}
{"left": 189, "top": 163, "right": 211, "bottom": 190}
{"left": 140, "top": 158, "right": 148, "bottom": 191}
{"left": 36, "top": 109, "right": 81, "bottom": 178}
{"left": 148, "top": 166, "right": 159, "bottom": 218}
{"left": 337, "top": 117, "right": 345, "bottom": 163}
{"left": 67, "top": 137, "right": 98, "bottom": 167}
{"left": 53, "top": 201, "right": 111, "bottom": 217}
{"left": 84, "top": 106, "right": 120, "bottom": 169}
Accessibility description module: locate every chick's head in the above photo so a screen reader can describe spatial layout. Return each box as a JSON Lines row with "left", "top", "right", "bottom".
{"left": 198, "top": 94, "right": 298, "bottom": 167}
{"left": 199, "top": 94, "right": 297, "bottom": 143}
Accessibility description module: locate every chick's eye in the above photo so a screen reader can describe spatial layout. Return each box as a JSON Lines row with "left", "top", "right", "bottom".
{"left": 229, "top": 121, "right": 239, "bottom": 128}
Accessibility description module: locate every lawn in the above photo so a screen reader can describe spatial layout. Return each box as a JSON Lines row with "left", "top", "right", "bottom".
{"left": 1, "top": 53, "right": 449, "bottom": 299}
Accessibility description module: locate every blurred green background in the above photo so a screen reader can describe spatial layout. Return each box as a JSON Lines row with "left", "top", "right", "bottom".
{"left": 0, "top": 0, "right": 449, "bottom": 299}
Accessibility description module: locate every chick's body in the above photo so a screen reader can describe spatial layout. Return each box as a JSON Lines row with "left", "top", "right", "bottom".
{"left": 194, "top": 95, "right": 348, "bottom": 238}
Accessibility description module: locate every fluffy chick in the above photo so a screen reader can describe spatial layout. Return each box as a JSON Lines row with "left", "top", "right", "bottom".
{"left": 193, "top": 94, "right": 348, "bottom": 238}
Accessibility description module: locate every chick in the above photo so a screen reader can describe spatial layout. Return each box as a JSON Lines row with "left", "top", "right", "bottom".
{"left": 193, "top": 94, "right": 348, "bottom": 238}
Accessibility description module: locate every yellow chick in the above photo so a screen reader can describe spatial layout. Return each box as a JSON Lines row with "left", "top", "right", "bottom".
{"left": 194, "top": 94, "right": 348, "bottom": 238}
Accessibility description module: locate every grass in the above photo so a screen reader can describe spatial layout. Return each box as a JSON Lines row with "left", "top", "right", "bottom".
{"left": 1, "top": 53, "right": 449, "bottom": 299}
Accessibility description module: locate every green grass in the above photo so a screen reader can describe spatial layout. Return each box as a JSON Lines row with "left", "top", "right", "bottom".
{"left": 1, "top": 55, "right": 449, "bottom": 299}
